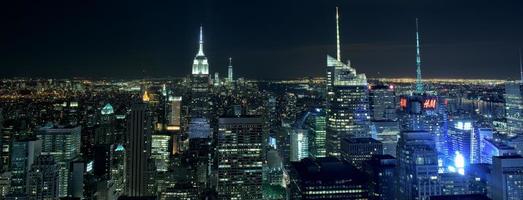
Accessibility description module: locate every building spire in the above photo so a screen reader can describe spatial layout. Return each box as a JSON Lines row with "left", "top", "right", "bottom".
{"left": 228, "top": 57, "right": 233, "bottom": 82}
{"left": 519, "top": 48, "right": 523, "bottom": 83}
{"left": 415, "top": 18, "right": 424, "bottom": 94}
{"left": 197, "top": 25, "right": 204, "bottom": 56}
{"left": 336, "top": 6, "right": 341, "bottom": 61}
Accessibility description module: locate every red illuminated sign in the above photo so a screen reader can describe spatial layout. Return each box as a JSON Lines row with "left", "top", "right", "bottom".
{"left": 400, "top": 98, "right": 407, "bottom": 109}
{"left": 423, "top": 99, "right": 437, "bottom": 109}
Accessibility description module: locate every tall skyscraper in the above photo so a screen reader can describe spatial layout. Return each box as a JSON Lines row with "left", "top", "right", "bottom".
{"left": 397, "top": 131, "right": 441, "bottom": 200}
{"left": 415, "top": 18, "right": 424, "bottom": 94}
{"left": 504, "top": 80, "right": 523, "bottom": 137}
{"left": 491, "top": 155, "right": 523, "bottom": 200}
{"left": 289, "top": 128, "right": 308, "bottom": 162}
{"left": 27, "top": 155, "right": 59, "bottom": 200}
{"left": 96, "top": 103, "right": 116, "bottom": 145}
{"left": 9, "top": 138, "right": 41, "bottom": 196}
{"left": 190, "top": 26, "right": 212, "bottom": 118}
{"left": 151, "top": 133, "right": 171, "bottom": 172}
{"left": 448, "top": 119, "right": 475, "bottom": 164}
{"left": 306, "top": 108, "right": 326, "bottom": 158}
{"left": 326, "top": 7, "right": 370, "bottom": 157}
{"left": 192, "top": 26, "right": 209, "bottom": 75}
{"left": 126, "top": 103, "right": 152, "bottom": 197}
{"left": 217, "top": 116, "right": 263, "bottom": 200}
{"left": 227, "top": 57, "right": 233, "bottom": 83}
{"left": 37, "top": 125, "right": 81, "bottom": 197}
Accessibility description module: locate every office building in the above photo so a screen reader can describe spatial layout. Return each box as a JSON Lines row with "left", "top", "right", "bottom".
{"left": 364, "top": 155, "right": 396, "bottom": 200}
{"left": 126, "top": 103, "right": 152, "bottom": 197}
{"left": 27, "top": 155, "right": 59, "bottom": 200}
{"left": 151, "top": 133, "right": 171, "bottom": 172}
{"left": 190, "top": 26, "right": 211, "bottom": 118}
{"left": 491, "top": 155, "right": 523, "bottom": 200}
{"left": 341, "top": 137, "right": 382, "bottom": 169}
{"left": 37, "top": 125, "right": 81, "bottom": 197}
{"left": 9, "top": 138, "right": 41, "bottom": 195}
{"left": 289, "top": 157, "right": 368, "bottom": 199}
{"left": 289, "top": 128, "right": 308, "bottom": 162}
{"left": 369, "top": 84, "right": 397, "bottom": 121}
{"left": 370, "top": 120, "right": 400, "bottom": 156}
{"left": 504, "top": 80, "right": 523, "bottom": 137}
{"left": 304, "top": 108, "right": 326, "bottom": 158}
{"left": 481, "top": 138, "right": 517, "bottom": 164}
{"left": 326, "top": 7, "right": 370, "bottom": 157}
{"left": 217, "top": 116, "right": 263, "bottom": 200}
{"left": 397, "top": 131, "right": 441, "bottom": 200}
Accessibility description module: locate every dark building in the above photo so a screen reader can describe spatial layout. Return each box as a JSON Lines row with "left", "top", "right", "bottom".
{"left": 126, "top": 103, "right": 152, "bottom": 197}
{"left": 289, "top": 157, "right": 368, "bottom": 199}
{"left": 364, "top": 154, "right": 396, "bottom": 200}
{"left": 429, "top": 194, "right": 491, "bottom": 200}
{"left": 27, "top": 155, "right": 60, "bottom": 200}
{"left": 341, "top": 137, "right": 383, "bottom": 169}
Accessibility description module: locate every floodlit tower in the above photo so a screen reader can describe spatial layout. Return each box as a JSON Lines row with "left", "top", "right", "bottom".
{"left": 415, "top": 18, "right": 424, "bottom": 94}
{"left": 192, "top": 26, "right": 209, "bottom": 75}
{"left": 228, "top": 57, "right": 233, "bottom": 82}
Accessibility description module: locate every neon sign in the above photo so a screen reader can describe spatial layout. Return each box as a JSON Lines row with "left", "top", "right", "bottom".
{"left": 423, "top": 99, "right": 436, "bottom": 109}
{"left": 400, "top": 98, "right": 407, "bottom": 109}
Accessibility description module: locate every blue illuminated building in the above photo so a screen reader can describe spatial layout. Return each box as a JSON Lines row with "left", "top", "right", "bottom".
{"left": 481, "top": 138, "right": 517, "bottom": 164}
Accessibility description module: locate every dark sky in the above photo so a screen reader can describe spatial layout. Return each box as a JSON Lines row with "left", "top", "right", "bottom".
{"left": 1, "top": 0, "right": 523, "bottom": 79}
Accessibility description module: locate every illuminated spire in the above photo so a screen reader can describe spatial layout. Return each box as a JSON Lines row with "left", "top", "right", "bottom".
{"left": 336, "top": 7, "right": 341, "bottom": 61}
{"left": 197, "top": 25, "right": 204, "bottom": 56}
{"left": 415, "top": 18, "right": 424, "bottom": 94}
{"left": 142, "top": 90, "right": 150, "bottom": 102}
{"left": 228, "top": 57, "right": 233, "bottom": 82}
{"left": 192, "top": 25, "right": 209, "bottom": 75}
{"left": 519, "top": 48, "right": 523, "bottom": 83}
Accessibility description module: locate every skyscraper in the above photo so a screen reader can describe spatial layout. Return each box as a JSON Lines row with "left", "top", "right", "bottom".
{"left": 227, "top": 57, "right": 233, "bottom": 83}
{"left": 491, "top": 155, "right": 523, "bottom": 200}
{"left": 217, "top": 115, "right": 263, "bottom": 200}
{"left": 9, "top": 138, "right": 41, "bottom": 196}
{"left": 369, "top": 84, "right": 397, "bottom": 121}
{"left": 397, "top": 131, "right": 441, "bottom": 200}
{"left": 306, "top": 108, "right": 326, "bottom": 158}
{"left": 326, "top": 7, "right": 370, "bottom": 157}
{"left": 341, "top": 137, "right": 383, "bottom": 169}
{"left": 289, "top": 128, "right": 308, "bottom": 162}
{"left": 37, "top": 125, "right": 81, "bottom": 197}
{"left": 365, "top": 154, "right": 396, "bottom": 200}
{"left": 415, "top": 18, "right": 424, "bottom": 94}
{"left": 126, "top": 103, "right": 151, "bottom": 197}
{"left": 27, "top": 155, "right": 59, "bottom": 200}
{"left": 190, "top": 26, "right": 212, "bottom": 118}
{"left": 289, "top": 157, "right": 369, "bottom": 199}
{"left": 504, "top": 80, "right": 523, "bottom": 137}
{"left": 192, "top": 26, "right": 209, "bottom": 75}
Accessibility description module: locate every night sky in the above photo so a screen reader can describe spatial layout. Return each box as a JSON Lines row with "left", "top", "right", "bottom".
{"left": 1, "top": 0, "right": 523, "bottom": 79}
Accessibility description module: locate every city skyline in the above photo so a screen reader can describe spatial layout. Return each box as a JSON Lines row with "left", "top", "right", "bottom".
{"left": 1, "top": 0, "right": 523, "bottom": 79}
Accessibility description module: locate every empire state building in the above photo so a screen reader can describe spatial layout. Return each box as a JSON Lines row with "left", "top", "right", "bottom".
{"left": 192, "top": 26, "right": 209, "bottom": 75}
{"left": 190, "top": 26, "right": 211, "bottom": 118}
